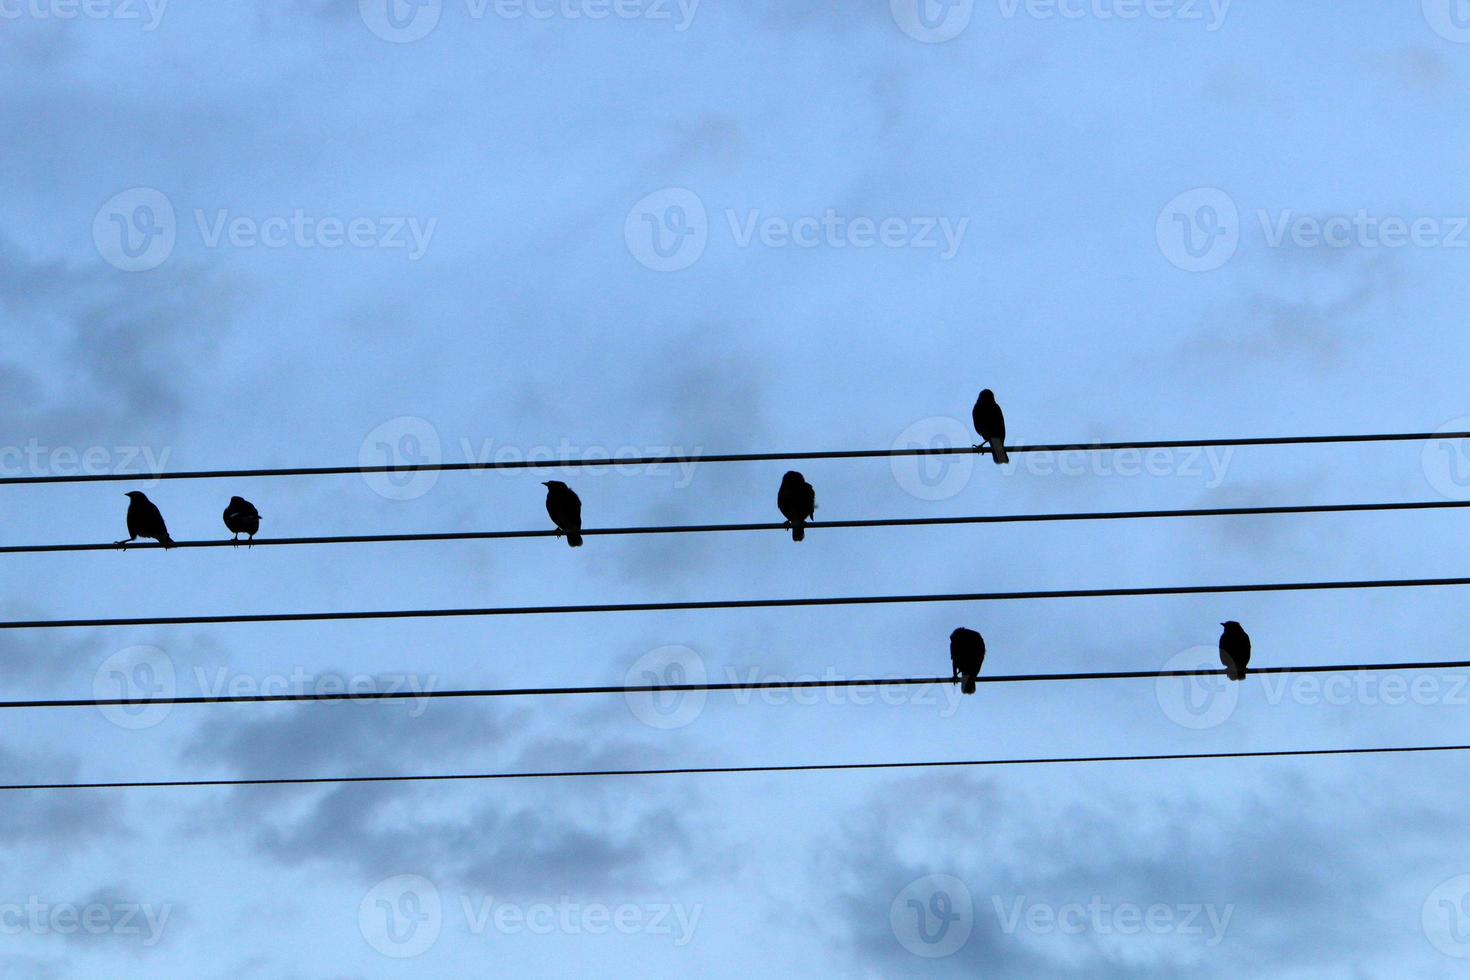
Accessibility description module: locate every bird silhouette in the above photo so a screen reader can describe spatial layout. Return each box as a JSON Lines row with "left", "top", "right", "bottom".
{"left": 777, "top": 471, "right": 816, "bottom": 542}
{"left": 223, "top": 496, "right": 261, "bottom": 546}
{"left": 1219, "top": 621, "right": 1251, "bottom": 681}
{"left": 118, "top": 491, "right": 174, "bottom": 548}
{"left": 949, "top": 627, "right": 986, "bottom": 694}
{"left": 972, "top": 389, "right": 1008, "bottom": 464}
{"left": 543, "top": 481, "right": 583, "bottom": 547}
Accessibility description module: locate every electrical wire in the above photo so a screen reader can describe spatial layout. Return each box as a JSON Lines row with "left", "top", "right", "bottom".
{"left": 6, "top": 498, "right": 1468, "bottom": 555}
{"left": 9, "top": 574, "right": 1470, "bottom": 631}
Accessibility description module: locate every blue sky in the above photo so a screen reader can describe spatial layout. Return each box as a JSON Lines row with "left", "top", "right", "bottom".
{"left": 6, "top": 0, "right": 1470, "bottom": 975}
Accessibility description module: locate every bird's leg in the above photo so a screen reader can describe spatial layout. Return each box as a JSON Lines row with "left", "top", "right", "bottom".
{"left": 115, "top": 536, "right": 135, "bottom": 550}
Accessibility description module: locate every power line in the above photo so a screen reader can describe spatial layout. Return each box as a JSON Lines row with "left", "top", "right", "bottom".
{"left": 9, "top": 498, "right": 1470, "bottom": 555}
{"left": 9, "top": 574, "right": 1470, "bottom": 631}
{"left": 1, "top": 430, "right": 1463, "bottom": 487}
{"left": 22, "top": 659, "right": 1470, "bottom": 710}
{"left": 4, "top": 743, "right": 1467, "bottom": 792}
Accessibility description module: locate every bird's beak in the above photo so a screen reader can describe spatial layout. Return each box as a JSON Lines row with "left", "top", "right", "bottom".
{"left": 1219, "top": 622, "right": 1226, "bottom": 627}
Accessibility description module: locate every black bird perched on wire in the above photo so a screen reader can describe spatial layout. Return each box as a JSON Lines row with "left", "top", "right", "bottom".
{"left": 971, "top": 389, "right": 1008, "bottom": 464}
{"left": 118, "top": 491, "right": 174, "bottom": 548}
{"left": 1219, "top": 621, "right": 1251, "bottom": 681}
{"left": 543, "top": 481, "right": 583, "bottom": 547}
{"left": 950, "top": 627, "right": 986, "bottom": 694}
{"left": 223, "top": 496, "right": 261, "bottom": 545}
{"left": 777, "top": 471, "right": 816, "bottom": 542}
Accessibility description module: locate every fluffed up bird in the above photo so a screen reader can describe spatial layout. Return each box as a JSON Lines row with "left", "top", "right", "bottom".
{"left": 118, "top": 491, "right": 174, "bottom": 548}
{"left": 543, "top": 481, "right": 583, "bottom": 547}
{"left": 223, "top": 496, "right": 261, "bottom": 545}
{"left": 949, "top": 627, "right": 986, "bottom": 695}
{"left": 1219, "top": 621, "right": 1251, "bottom": 681}
{"left": 777, "top": 471, "right": 816, "bottom": 542}
{"left": 972, "top": 388, "right": 1008, "bottom": 464}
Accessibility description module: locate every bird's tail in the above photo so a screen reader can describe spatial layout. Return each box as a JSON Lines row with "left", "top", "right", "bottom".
{"left": 990, "top": 441, "right": 1009, "bottom": 465}
{"left": 567, "top": 532, "right": 583, "bottom": 548}
{"left": 1227, "top": 663, "right": 1245, "bottom": 681}
{"left": 962, "top": 676, "right": 976, "bottom": 695}
{"left": 791, "top": 523, "right": 805, "bottom": 542}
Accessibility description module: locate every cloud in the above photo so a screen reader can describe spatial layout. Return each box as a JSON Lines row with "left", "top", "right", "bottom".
{"left": 0, "top": 744, "right": 127, "bottom": 853}
{"left": 0, "top": 235, "right": 237, "bottom": 441}
{"left": 815, "top": 770, "right": 1453, "bottom": 977}
{"left": 178, "top": 698, "right": 722, "bottom": 895}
